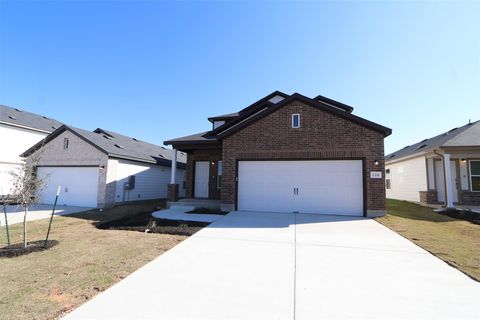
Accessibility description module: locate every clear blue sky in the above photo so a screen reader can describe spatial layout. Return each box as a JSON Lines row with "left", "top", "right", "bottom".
{"left": 1, "top": 1, "right": 479, "bottom": 154}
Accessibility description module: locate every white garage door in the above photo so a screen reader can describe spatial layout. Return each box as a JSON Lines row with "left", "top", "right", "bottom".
{"left": 238, "top": 160, "right": 364, "bottom": 216}
{"left": 37, "top": 167, "right": 99, "bottom": 207}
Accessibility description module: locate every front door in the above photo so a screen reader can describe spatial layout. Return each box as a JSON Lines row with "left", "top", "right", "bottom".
{"left": 194, "top": 161, "right": 210, "bottom": 198}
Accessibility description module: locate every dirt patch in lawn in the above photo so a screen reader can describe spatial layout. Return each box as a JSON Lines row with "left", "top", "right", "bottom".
{"left": 0, "top": 240, "right": 59, "bottom": 258}
{"left": 0, "top": 199, "right": 193, "bottom": 320}
{"left": 97, "top": 211, "right": 209, "bottom": 236}
{"left": 185, "top": 207, "right": 229, "bottom": 215}
{"left": 377, "top": 199, "right": 480, "bottom": 282}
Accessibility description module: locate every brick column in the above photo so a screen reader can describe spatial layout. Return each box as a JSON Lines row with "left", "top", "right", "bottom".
{"left": 167, "top": 184, "right": 179, "bottom": 201}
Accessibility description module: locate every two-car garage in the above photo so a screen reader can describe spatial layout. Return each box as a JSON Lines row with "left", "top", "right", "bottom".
{"left": 237, "top": 160, "right": 364, "bottom": 216}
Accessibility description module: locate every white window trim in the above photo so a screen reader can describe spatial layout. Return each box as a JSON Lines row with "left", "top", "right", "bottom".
{"left": 469, "top": 160, "right": 480, "bottom": 192}
{"left": 292, "top": 114, "right": 300, "bottom": 128}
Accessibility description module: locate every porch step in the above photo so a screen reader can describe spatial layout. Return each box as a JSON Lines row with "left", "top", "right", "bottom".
{"left": 167, "top": 199, "right": 221, "bottom": 210}
{"left": 168, "top": 205, "right": 195, "bottom": 211}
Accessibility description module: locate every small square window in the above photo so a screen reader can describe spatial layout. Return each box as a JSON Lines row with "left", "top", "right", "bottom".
{"left": 292, "top": 114, "right": 300, "bottom": 128}
{"left": 63, "top": 138, "right": 69, "bottom": 150}
{"left": 386, "top": 179, "right": 391, "bottom": 189}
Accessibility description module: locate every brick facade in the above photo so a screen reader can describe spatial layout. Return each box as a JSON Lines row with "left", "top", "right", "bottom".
{"left": 221, "top": 100, "right": 387, "bottom": 215}
{"left": 419, "top": 190, "right": 438, "bottom": 204}
{"left": 460, "top": 191, "right": 480, "bottom": 205}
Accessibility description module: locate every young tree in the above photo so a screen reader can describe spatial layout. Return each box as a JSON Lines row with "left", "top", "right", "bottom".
{"left": 9, "top": 152, "right": 44, "bottom": 249}
{"left": 1, "top": 194, "right": 12, "bottom": 246}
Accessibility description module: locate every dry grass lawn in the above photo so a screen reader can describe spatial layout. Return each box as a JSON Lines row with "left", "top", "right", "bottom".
{"left": 0, "top": 200, "right": 189, "bottom": 320}
{"left": 377, "top": 199, "right": 480, "bottom": 281}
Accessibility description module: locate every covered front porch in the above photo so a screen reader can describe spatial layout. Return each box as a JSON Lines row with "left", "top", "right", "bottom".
{"left": 421, "top": 148, "right": 480, "bottom": 207}
{"left": 166, "top": 144, "right": 223, "bottom": 204}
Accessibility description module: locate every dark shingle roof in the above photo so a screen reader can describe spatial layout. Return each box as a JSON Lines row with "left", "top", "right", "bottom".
{"left": 164, "top": 131, "right": 217, "bottom": 145}
{"left": 385, "top": 120, "right": 480, "bottom": 161}
{"left": 165, "top": 91, "right": 392, "bottom": 147}
{"left": 22, "top": 125, "right": 186, "bottom": 166}
{"left": 0, "top": 104, "right": 63, "bottom": 132}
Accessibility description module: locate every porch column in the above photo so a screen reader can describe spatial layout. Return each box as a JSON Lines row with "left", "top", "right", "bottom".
{"left": 167, "top": 149, "right": 179, "bottom": 201}
{"left": 443, "top": 153, "right": 454, "bottom": 208}
{"left": 170, "top": 149, "right": 177, "bottom": 184}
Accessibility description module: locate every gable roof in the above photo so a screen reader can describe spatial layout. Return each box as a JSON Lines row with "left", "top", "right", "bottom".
{"left": 0, "top": 104, "right": 63, "bottom": 133}
{"left": 385, "top": 120, "right": 480, "bottom": 162}
{"left": 165, "top": 91, "right": 391, "bottom": 147}
{"left": 22, "top": 125, "right": 186, "bottom": 167}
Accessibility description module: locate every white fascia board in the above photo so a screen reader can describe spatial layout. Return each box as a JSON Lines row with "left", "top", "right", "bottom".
{"left": 0, "top": 120, "right": 53, "bottom": 134}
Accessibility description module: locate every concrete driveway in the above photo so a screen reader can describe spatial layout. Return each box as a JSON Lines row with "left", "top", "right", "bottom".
{"left": 64, "top": 211, "right": 480, "bottom": 320}
{"left": 1, "top": 204, "right": 91, "bottom": 226}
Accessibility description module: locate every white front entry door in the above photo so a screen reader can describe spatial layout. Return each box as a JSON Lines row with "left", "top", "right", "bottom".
{"left": 435, "top": 160, "right": 459, "bottom": 203}
{"left": 237, "top": 160, "right": 364, "bottom": 216}
{"left": 37, "top": 166, "right": 99, "bottom": 207}
{"left": 194, "top": 161, "right": 210, "bottom": 198}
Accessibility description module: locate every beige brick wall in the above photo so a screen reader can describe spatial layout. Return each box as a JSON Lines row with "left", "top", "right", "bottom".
{"left": 221, "top": 100, "right": 387, "bottom": 215}
{"left": 30, "top": 130, "right": 109, "bottom": 207}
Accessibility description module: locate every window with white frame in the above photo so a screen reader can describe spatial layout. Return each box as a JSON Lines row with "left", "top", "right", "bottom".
{"left": 385, "top": 168, "right": 391, "bottom": 189}
{"left": 470, "top": 160, "right": 480, "bottom": 191}
{"left": 292, "top": 114, "right": 300, "bottom": 128}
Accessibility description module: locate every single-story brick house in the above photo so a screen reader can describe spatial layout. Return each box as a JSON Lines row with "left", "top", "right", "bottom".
{"left": 22, "top": 125, "right": 186, "bottom": 208}
{"left": 385, "top": 120, "right": 480, "bottom": 207}
{"left": 164, "top": 91, "right": 391, "bottom": 217}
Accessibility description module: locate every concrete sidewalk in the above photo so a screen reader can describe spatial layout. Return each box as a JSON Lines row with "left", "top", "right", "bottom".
{"left": 1, "top": 204, "right": 90, "bottom": 226}
{"left": 63, "top": 211, "right": 480, "bottom": 320}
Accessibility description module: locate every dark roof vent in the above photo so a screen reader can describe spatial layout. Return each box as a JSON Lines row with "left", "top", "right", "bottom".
{"left": 51, "top": 126, "right": 56, "bottom": 130}
{"left": 158, "top": 154, "right": 165, "bottom": 158}
{"left": 8, "top": 115, "right": 16, "bottom": 120}
{"left": 388, "top": 154, "right": 396, "bottom": 159}
{"left": 43, "top": 116, "right": 49, "bottom": 119}
{"left": 402, "top": 145, "right": 410, "bottom": 149}
{"left": 114, "top": 144, "right": 124, "bottom": 149}
{"left": 448, "top": 127, "right": 458, "bottom": 132}
{"left": 416, "top": 144, "right": 427, "bottom": 150}
{"left": 14, "top": 108, "right": 21, "bottom": 112}
{"left": 420, "top": 139, "right": 428, "bottom": 143}
{"left": 132, "top": 138, "right": 138, "bottom": 141}
{"left": 103, "top": 135, "right": 111, "bottom": 140}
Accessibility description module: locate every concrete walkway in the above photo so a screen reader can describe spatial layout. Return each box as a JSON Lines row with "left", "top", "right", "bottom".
{"left": 1, "top": 204, "right": 90, "bottom": 226}
{"left": 64, "top": 211, "right": 480, "bottom": 320}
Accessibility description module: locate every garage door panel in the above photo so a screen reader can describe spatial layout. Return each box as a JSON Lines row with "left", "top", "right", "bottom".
{"left": 37, "top": 167, "right": 99, "bottom": 207}
{"left": 238, "top": 160, "right": 363, "bottom": 216}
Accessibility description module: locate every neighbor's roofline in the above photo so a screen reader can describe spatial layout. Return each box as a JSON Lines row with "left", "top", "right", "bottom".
{"left": 0, "top": 120, "right": 53, "bottom": 134}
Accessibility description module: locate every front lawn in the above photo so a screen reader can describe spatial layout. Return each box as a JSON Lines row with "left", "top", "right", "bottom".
{"left": 0, "top": 200, "right": 193, "bottom": 320}
{"left": 377, "top": 199, "right": 480, "bottom": 281}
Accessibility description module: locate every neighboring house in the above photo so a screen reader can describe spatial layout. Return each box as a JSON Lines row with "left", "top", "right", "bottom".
{"left": 0, "top": 104, "right": 63, "bottom": 196}
{"left": 164, "top": 91, "right": 391, "bottom": 217}
{"left": 385, "top": 120, "right": 480, "bottom": 207}
{"left": 22, "top": 125, "right": 186, "bottom": 208}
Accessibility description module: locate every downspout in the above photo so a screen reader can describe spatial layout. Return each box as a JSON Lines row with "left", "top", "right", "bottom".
{"left": 433, "top": 149, "right": 448, "bottom": 208}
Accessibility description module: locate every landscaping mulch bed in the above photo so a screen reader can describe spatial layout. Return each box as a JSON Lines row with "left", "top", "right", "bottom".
{"left": 0, "top": 240, "right": 59, "bottom": 258}
{"left": 97, "top": 211, "right": 209, "bottom": 236}
{"left": 185, "top": 207, "right": 229, "bottom": 215}
{"left": 442, "top": 209, "right": 480, "bottom": 225}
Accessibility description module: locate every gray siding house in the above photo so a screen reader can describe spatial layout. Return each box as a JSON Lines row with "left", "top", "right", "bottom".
{"left": 22, "top": 125, "right": 186, "bottom": 208}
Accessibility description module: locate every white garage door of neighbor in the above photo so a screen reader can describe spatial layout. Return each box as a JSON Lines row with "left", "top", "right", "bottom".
{"left": 238, "top": 160, "right": 364, "bottom": 216}
{"left": 37, "top": 167, "right": 99, "bottom": 207}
